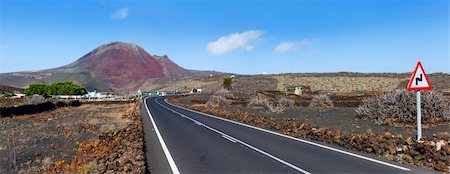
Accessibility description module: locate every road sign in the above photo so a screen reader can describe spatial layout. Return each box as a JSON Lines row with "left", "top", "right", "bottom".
{"left": 407, "top": 61, "right": 432, "bottom": 141}
{"left": 407, "top": 61, "right": 432, "bottom": 91}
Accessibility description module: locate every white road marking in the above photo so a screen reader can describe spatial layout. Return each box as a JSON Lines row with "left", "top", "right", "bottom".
{"left": 155, "top": 98, "right": 311, "bottom": 174}
{"left": 144, "top": 97, "right": 180, "bottom": 174}
{"left": 164, "top": 98, "right": 411, "bottom": 171}
{"left": 222, "top": 134, "right": 238, "bottom": 143}
{"left": 194, "top": 120, "right": 203, "bottom": 126}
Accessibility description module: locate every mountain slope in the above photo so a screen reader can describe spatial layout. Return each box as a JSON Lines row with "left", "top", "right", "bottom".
{"left": 155, "top": 55, "right": 188, "bottom": 77}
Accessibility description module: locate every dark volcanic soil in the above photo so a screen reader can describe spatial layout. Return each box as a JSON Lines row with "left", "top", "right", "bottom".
{"left": 178, "top": 94, "right": 449, "bottom": 139}
{"left": 0, "top": 102, "right": 141, "bottom": 173}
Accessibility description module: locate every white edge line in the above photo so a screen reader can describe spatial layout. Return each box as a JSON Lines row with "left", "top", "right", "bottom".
{"left": 164, "top": 98, "right": 411, "bottom": 171}
{"left": 221, "top": 134, "right": 237, "bottom": 143}
{"left": 144, "top": 97, "right": 180, "bottom": 174}
{"left": 155, "top": 98, "right": 311, "bottom": 174}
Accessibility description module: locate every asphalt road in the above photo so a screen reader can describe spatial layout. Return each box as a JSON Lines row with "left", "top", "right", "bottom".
{"left": 142, "top": 96, "right": 433, "bottom": 173}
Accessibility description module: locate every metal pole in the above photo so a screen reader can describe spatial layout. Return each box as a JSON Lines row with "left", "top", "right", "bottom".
{"left": 417, "top": 90, "right": 422, "bottom": 141}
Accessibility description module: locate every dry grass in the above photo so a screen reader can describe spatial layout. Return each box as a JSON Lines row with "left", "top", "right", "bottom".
{"left": 309, "top": 94, "right": 334, "bottom": 108}
{"left": 355, "top": 89, "right": 450, "bottom": 125}
{"left": 248, "top": 94, "right": 294, "bottom": 114}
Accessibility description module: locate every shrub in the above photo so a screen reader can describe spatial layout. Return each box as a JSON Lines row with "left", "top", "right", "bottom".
{"left": 223, "top": 77, "right": 233, "bottom": 90}
{"left": 49, "top": 81, "right": 87, "bottom": 95}
{"left": 355, "top": 89, "right": 450, "bottom": 125}
{"left": 267, "top": 103, "right": 285, "bottom": 114}
{"left": 25, "top": 84, "right": 51, "bottom": 96}
{"left": 205, "top": 95, "right": 230, "bottom": 108}
{"left": 215, "top": 89, "right": 232, "bottom": 98}
{"left": 25, "top": 81, "right": 87, "bottom": 96}
{"left": 278, "top": 96, "right": 294, "bottom": 108}
{"left": 309, "top": 94, "right": 334, "bottom": 108}
{"left": 248, "top": 95, "right": 271, "bottom": 108}
{"left": 248, "top": 95, "right": 293, "bottom": 114}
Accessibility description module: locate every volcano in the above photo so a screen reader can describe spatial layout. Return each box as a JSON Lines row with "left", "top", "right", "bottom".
{"left": 0, "top": 42, "right": 189, "bottom": 92}
{"left": 60, "top": 42, "right": 188, "bottom": 88}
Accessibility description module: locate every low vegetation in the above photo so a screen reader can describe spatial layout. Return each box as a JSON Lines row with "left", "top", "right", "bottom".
{"left": 24, "top": 84, "right": 50, "bottom": 96}
{"left": 309, "top": 94, "right": 334, "bottom": 108}
{"left": 248, "top": 94, "right": 294, "bottom": 114}
{"left": 248, "top": 95, "right": 271, "bottom": 108}
{"left": 206, "top": 95, "right": 230, "bottom": 108}
{"left": 205, "top": 89, "right": 232, "bottom": 108}
{"left": 25, "top": 81, "right": 87, "bottom": 96}
{"left": 223, "top": 77, "right": 233, "bottom": 90}
{"left": 355, "top": 89, "right": 450, "bottom": 125}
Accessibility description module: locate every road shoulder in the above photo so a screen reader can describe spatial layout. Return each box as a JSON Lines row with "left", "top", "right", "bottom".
{"left": 141, "top": 98, "right": 172, "bottom": 173}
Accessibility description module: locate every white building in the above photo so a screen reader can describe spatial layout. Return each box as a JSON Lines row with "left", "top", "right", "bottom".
{"left": 86, "top": 90, "right": 108, "bottom": 98}
{"left": 9, "top": 93, "right": 25, "bottom": 99}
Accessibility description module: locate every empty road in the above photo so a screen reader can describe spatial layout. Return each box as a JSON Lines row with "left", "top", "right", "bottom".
{"left": 141, "top": 96, "right": 432, "bottom": 173}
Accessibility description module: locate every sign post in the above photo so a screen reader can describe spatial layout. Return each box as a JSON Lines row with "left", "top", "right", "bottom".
{"left": 416, "top": 91, "right": 421, "bottom": 140}
{"left": 407, "top": 61, "right": 432, "bottom": 141}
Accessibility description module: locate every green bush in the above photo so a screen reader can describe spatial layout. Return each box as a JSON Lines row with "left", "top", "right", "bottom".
{"left": 49, "top": 81, "right": 87, "bottom": 95}
{"left": 223, "top": 77, "right": 233, "bottom": 90}
{"left": 25, "top": 81, "right": 87, "bottom": 96}
{"left": 25, "top": 84, "right": 51, "bottom": 96}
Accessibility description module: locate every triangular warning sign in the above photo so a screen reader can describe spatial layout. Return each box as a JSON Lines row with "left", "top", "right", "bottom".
{"left": 407, "top": 61, "right": 432, "bottom": 91}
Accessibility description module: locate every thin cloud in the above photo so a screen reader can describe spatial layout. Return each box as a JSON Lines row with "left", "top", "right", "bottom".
{"left": 110, "top": 7, "right": 128, "bottom": 20}
{"left": 275, "top": 42, "right": 296, "bottom": 53}
{"left": 275, "top": 39, "right": 319, "bottom": 53}
{"left": 309, "top": 49, "right": 320, "bottom": 55}
{"left": 206, "top": 30, "right": 264, "bottom": 55}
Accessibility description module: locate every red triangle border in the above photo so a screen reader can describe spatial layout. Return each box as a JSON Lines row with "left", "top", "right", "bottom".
{"left": 407, "top": 61, "right": 432, "bottom": 91}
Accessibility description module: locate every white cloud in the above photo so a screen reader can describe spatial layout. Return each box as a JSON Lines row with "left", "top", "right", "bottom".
{"left": 110, "top": 7, "right": 128, "bottom": 20}
{"left": 206, "top": 30, "right": 264, "bottom": 55}
{"left": 274, "top": 42, "right": 295, "bottom": 53}
{"left": 275, "top": 39, "right": 319, "bottom": 53}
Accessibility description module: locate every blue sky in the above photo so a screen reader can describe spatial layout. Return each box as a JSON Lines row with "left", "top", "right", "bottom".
{"left": 0, "top": 0, "right": 448, "bottom": 74}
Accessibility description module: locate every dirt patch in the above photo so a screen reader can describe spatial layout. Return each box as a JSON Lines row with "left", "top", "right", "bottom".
{"left": 0, "top": 101, "right": 145, "bottom": 173}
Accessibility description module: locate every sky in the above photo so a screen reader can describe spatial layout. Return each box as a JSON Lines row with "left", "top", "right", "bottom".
{"left": 0, "top": 0, "right": 448, "bottom": 74}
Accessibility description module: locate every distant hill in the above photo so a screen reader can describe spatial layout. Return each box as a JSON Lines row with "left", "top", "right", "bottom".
{"left": 0, "top": 85, "right": 23, "bottom": 95}
{"left": 0, "top": 42, "right": 194, "bottom": 93}
{"left": 146, "top": 72, "right": 450, "bottom": 95}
